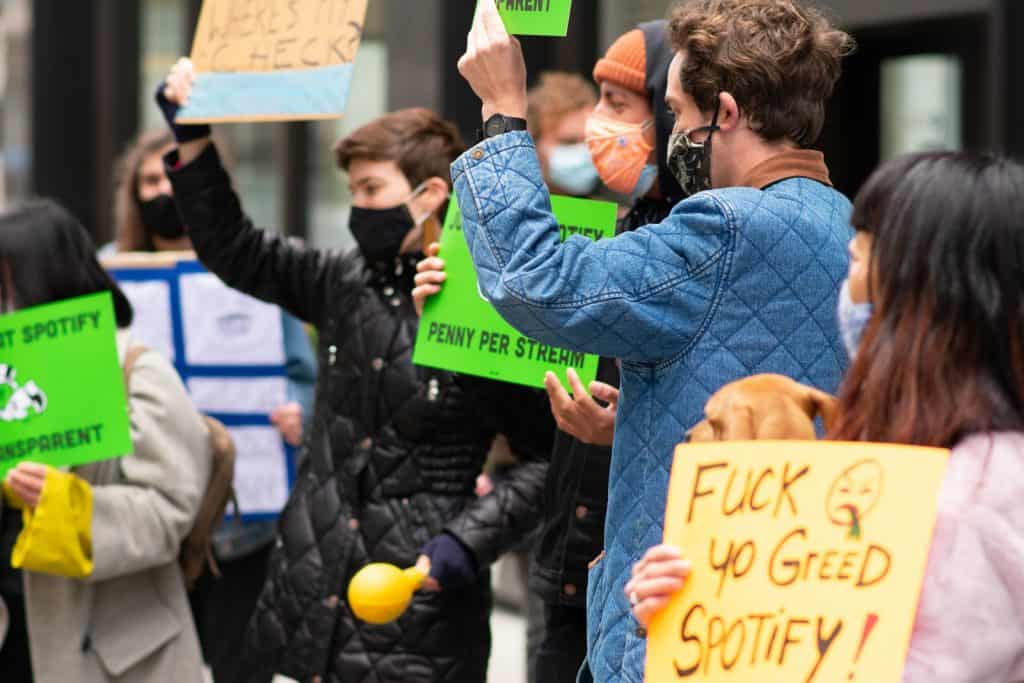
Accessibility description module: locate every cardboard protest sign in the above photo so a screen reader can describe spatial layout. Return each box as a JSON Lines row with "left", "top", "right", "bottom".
{"left": 106, "top": 254, "right": 294, "bottom": 519}
{"left": 646, "top": 441, "right": 950, "bottom": 683}
{"left": 0, "top": 293, "right": 132, "bottom": 477}
{"left": 492, "top": 0, "right": 574, "bottom": 36}
{"left": 413, "top": 194, "right": 617, "bottom": 390}
{"left": 177, "top": 0, "right": 369, "bottom": 124}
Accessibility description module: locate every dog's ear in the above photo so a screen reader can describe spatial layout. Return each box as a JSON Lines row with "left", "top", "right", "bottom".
{"left": 686, "top": 420, "right": 715, "bottom": 443}
{"left": 803, "top": 387, "right": 839, "bottom": 431}
{"left": 719, "top": 404, "right": 756, "bottom": 441}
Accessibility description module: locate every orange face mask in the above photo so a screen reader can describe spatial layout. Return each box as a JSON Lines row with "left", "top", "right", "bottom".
{"left": 585, "top": 114, "right": 656, "bottom": 197}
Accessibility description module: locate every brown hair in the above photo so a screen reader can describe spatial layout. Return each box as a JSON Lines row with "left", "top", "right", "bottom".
{"left": 829, "top": 153, "right": 1024, "bottom": 448}
{"left": 113, "top": 128, "right": 175, "bottom": 252}
{"left": 668, "top": 0, "right": 854, "bottom": 146}
{"left": 527, "top": 72, "right": 598, "bottom": 140}
{"left": 334, "top": 108, "right": 466, "bottom": 189}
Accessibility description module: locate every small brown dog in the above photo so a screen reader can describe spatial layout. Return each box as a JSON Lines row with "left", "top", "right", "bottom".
{"left": 687, "top": 374, "right": 837, "bottom": 442}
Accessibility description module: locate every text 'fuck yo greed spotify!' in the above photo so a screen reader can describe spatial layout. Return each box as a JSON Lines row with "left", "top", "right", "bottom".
{"left": 674, "top": 461, "right": 888, "bottom": 681}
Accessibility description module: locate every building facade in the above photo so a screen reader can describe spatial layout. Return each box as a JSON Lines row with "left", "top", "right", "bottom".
{"left": 1, "top": 0, "right": 1020, "bottom": 247}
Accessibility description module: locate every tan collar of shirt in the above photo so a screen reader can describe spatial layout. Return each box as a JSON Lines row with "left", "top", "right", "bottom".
{"left": 739, "top": 149, "right": 832, "bottom": 190}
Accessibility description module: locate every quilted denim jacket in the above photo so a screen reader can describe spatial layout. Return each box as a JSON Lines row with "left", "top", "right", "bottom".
{"left": 452, "top": 132, "right": 852, "bottom": 683}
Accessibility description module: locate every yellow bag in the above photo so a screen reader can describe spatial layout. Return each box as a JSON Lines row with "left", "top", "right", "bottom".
{"left": 11, "top": 468, "right": 93, "bottom": 578}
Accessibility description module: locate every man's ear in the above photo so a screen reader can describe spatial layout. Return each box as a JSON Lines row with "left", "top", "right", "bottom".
{"left": 716, "top": 92, "right": 742, "bottom": 133}
{"left": 419, "top": 176, "right": 451, "bottom": 217}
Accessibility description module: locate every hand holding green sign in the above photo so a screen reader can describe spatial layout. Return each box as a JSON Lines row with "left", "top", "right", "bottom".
{"left": 0, "top": 293, "right": 132, "bottom": 477}
{"left": 413, "top": 194, "right": 616, "bottom": 390}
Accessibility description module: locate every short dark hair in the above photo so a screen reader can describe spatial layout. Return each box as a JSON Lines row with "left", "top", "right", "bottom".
{"left": 0, "top": 199, "right": 133, "bottom": 327}
{"left": 668, "top": 0, "right": 854, "bottom": 146}
{"left": 830, "top": 152, "right": 1024, "bottom": 447}
{"left": 334, "top": 108, "right": 466, "bottom": 189}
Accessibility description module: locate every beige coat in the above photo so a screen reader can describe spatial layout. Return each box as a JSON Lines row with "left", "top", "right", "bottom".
{"left": 24, "top": 331, "right": 211, "bottom": 682}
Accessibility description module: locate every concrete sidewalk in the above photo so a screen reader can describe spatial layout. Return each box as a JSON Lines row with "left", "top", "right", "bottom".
{"left": 488, "top": 606, "right": 527, "bottom": 683}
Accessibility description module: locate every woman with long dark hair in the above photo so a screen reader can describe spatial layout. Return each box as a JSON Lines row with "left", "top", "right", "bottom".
{"left": 628, "top": 152, "right": 1024, "bottom": 681}
{"left": 0, "top": 199, "right": 210, "bottom": 682}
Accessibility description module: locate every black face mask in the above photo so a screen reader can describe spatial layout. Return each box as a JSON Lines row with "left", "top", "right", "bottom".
{"left": 349, "top": 204, "right": 415, "bottom": 265}
{"left": 138, "top": 194, "right": 186, "bottom": 240}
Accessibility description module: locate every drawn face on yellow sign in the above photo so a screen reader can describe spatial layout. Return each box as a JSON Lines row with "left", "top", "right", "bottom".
{"left": 826, "top": 459, "right": 884, "bottom": 539}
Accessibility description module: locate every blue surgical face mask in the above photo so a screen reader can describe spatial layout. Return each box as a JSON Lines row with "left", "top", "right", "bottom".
{"left": 631, "top": 163, "right": 659, "bottom": 201}
{"left": 547, "top": 143, "right": 601, "bottom": 197}
{"left": 837, "top": 280, "right": 873, "bottom": 360}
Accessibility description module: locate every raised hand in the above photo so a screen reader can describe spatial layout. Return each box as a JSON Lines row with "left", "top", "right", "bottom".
{"left": 155, "top": 57, "right": 211, "bottom": 161}
{"left": 162, "top": 57, "right": 198, "bottom": 109}
{"left": 457, "top": 0, "right": 528, "bottom": 122}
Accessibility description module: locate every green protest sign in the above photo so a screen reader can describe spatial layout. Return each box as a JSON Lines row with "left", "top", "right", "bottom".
{"left": 413, "top": 194, "right": 617, "bottom": 390}
{"left": 0, "top": 293, "right": 133, "bottom": 477}
{"left": 480, "top": 0, "right": 574, "bottom": 37}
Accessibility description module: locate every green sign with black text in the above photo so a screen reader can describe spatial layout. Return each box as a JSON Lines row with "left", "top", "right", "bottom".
{"left": 480, "top": 0, "right": 574, "bottom": 37}
{"left": 413, "top": 194, "right": 617, "bottom": 390}
{"left": 0, "top": 293, "right": 132, "bottom": 477}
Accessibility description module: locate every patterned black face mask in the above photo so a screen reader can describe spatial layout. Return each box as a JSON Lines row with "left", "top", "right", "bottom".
{"left": 666, "top": 104, "right": 721, "bottom": 196}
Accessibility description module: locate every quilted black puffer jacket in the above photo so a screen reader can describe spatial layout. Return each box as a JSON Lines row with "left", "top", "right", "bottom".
{"left": 168, "top": 144, "right": 553, "bottom": 683}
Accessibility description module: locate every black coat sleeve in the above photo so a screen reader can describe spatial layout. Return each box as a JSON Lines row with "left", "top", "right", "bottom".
{"left": 443, "top": 377, "right": 554, "bottom": 568}
{"left": 166, "top": 143, "right": 363, "bottom": 327}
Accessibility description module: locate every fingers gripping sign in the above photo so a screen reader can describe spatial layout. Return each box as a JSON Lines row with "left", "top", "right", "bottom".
{"left": 164, "top": 57, "right": 198, "bottom": 108}
{"left": 626, "top": 544, "right": 693, "bottom": 629}
{"left": 412, "top": 243, "right": 446, "bottom": 318}
{"left": 6, "top": 462, "right": 50, "bottom": 509}
{"left": 459, "top": 0, "right": 529, "bottom": 121}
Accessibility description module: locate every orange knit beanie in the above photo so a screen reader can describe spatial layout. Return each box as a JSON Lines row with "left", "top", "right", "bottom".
{"left": 592, "top": 29, "right": 646, "bottom": 95}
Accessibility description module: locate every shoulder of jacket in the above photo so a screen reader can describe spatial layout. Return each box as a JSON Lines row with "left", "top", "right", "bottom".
{"left": 949, "top": 432, "right": 1024, "bottom": 513}
{"left": 119, "top": 338, "right": 179, "bottom": 389}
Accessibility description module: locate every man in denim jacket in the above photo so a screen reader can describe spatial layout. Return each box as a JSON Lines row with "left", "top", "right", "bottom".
{"left": 455, "top": 1, "right": 854, "bottom": 680}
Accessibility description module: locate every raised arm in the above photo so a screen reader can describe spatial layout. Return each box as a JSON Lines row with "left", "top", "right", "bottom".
{"left": 454, "top": 1, "right": 729, "bottom": 363}
{"left": 158, "top": 59, "right": 363, "bottom": 326}
{"left": 167, "top": 143, "right": 361, "bottom": 327}
{"left": 453, "top": 135, "right": 730, "bottom": 362}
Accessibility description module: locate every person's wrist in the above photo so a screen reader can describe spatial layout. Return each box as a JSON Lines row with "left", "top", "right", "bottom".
{"left": 155, "top": 82, "right": 211, "bottom": 145}
{"left": 480, "top": 98, "right": 527, "bottom": 123}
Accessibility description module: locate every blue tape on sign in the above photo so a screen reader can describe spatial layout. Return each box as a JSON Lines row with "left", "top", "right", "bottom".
{"left": 206, "top": 414, "right": 277, "bottom": 428}
{"left": 176, "top": 63, "right": 356, "bottom": 121}
{"left": 186, "top": 365, "right": 289, "bottom": 377}
{"left": 107, "top": 267, "right": 189, "bottom": 377}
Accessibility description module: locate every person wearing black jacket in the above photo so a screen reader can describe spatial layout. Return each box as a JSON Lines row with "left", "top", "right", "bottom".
{"left": 158, "top": 68, "right": 553, "bottom": 682}
{"left": 414, "top": 20, "right": 684, "bottom": 683}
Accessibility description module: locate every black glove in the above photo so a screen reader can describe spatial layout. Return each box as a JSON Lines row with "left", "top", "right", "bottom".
{"left": 421, "top": 533, "right": 478, "bottom": 591}
{"left": 154, "top": 82, "right": 211, "bottom": 144}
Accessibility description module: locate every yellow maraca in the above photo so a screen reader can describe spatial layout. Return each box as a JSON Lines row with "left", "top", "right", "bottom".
{"left": 348, "top": 563, "right": 427, "bottom": 624}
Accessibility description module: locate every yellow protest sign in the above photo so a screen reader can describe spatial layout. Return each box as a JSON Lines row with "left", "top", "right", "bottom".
{"left": 177, "top": 0, "right": 369, "bottom": 124}
{"left": 646, "top": 441, "right": 949, "bottom": 683}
